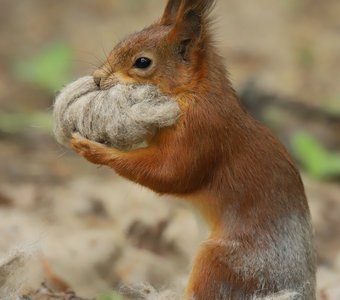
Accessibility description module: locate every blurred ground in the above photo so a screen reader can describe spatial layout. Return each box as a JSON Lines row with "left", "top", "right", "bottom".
{"left": 0, "top": 0, "right": 340, "bottom": 299}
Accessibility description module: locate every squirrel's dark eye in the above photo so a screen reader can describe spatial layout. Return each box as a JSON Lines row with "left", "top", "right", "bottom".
{"left": 134, "top": 57, "right": 152, "bottom": 69}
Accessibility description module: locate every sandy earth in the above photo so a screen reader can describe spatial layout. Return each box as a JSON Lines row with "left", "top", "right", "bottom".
{"left": 0, "top": 0, "right": 340, "bottom": 299}
{"left": 0, "top": 144, "right": 340, "bottom": 299}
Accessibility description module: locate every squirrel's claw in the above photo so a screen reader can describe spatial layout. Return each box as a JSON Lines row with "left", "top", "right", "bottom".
{"left": 70, "top": 133, "right": 121, "bottom": 166}
{"left": 70, "top": 133, "right": 110, "bottom": 165}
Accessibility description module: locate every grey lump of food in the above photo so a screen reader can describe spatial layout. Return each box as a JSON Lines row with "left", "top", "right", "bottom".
{"left": 53, "top": 76, "right": 181, "bottom": 150}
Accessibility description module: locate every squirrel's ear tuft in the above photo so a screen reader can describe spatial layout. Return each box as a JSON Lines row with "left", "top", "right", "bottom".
{"left": 181, "top": 0, "right": 216, "bottom": 18}
{"left": 160, "top": 0, "right": 215, "bottom": 26}
{"left": 164, "top": 0, "right": 216, "bottom": 61}
{"left": 172, "top": 10, "right": 202, "bottom": 61}
{"left": 160, "top": 0, "right": 182, "bottom": 25}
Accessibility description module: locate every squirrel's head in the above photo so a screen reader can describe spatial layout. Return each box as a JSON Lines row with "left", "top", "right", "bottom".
{"left": 94, "top": 0, "right": 216, "bottom": 95}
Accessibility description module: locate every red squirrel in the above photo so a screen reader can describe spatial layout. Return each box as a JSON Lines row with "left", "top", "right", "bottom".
{"left": 70, "top": 0, "right": 316, "bottom": 298}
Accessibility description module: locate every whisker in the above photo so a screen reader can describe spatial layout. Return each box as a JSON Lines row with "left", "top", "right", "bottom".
{"left": 100, "top": 40, "right": 114, "bottom": 74}
{"left": 72, "top": 59, "right": 101, "bottom": 70}
{"left": 75, "top": 50, "right": 106, "bottom": 73}
{"left": 77, "top": 49, "right": 105, "bottom": 63}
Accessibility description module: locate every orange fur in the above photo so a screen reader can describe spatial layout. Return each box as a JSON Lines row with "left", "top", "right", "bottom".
{"left": 71, "top": 0, "right": 316, "bottom": 299}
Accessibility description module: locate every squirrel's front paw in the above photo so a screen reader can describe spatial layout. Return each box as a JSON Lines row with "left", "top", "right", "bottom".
{"left": 70, "top": 133, "right": 118, "bottom": 165}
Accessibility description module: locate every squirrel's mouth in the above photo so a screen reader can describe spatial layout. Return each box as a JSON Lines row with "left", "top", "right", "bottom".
{"left": 53, "top": 76, "right": 181, "bottom": 150}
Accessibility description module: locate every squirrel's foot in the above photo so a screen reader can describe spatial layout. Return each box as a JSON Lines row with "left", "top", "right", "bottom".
{"left": 70, "top": 133, "right": 119, "bottom": 165}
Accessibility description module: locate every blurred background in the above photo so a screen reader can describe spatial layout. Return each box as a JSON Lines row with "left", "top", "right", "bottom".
{"left": 0, "top": 0, "right": 339, "bottom": 299}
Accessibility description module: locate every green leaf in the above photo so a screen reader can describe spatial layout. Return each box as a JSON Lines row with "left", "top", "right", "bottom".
{"left": 292, "top": 132, "right": 340, "bottom": 179}
{"left": 97, "top": 291, "right": 124, "bottom": 300}
{"left": 13, "top": 42, "right": 73, "bottom": 92}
